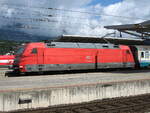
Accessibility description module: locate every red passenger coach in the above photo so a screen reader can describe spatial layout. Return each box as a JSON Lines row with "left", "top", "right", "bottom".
{"left": 0, "top": 55, "right": 15, "bottom": 67}
{"left": 13, "top": 42, "right": 135, "bottom": 73}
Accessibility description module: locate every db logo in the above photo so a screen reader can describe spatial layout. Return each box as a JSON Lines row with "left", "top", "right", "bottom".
{"left": 86, "top": 56, "right": 91, "bottom": 60}
{"left": 86, "top": 56, "right": 92, "bottom": 62}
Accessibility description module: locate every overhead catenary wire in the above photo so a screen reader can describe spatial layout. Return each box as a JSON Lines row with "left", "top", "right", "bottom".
{"left": 0, "top": 3, "right": 148, "bottom": 21}
{"left": 1, "top": 2, "right": 148, "bottom": 37}
{"left": 0, "top": 5, "right": 114, "bottom": 37}
{"left": 47, "top": 8, "right": 148, "bottom": 21}
{"left": 0, "top": 17, "right": 102, "bottom": 31}
{"left": 5, "top": 24, "right": 92, "bottom": 35}
{"left": 3, "top": 22, "right": 102, "bottom": 31}
{"left": 0, "top": 15, "right": 103, "bottom": 28}
{"left": 0, "top": 10, "right": 99, "bottom": 21}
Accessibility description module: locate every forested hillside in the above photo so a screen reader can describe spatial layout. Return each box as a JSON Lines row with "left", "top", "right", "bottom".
{"left": 0, "top": 40, "right": 21, "bottom": 55}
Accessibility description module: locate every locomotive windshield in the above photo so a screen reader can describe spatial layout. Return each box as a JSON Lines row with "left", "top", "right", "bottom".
{"left": 16, "top": 47, "right": 25, "bottom": 55}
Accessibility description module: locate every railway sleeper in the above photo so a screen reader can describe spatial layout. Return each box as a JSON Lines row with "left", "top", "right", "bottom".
{"left": 72, "top": 108, "right": 91, "bottom": 113}
{"left": 83, "top": 106, "right": 101, "bottom": 112}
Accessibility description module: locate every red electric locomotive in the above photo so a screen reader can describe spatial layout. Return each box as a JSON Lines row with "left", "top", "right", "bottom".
{"left": 13, "top": 42, "right": 135, "bottom": 73}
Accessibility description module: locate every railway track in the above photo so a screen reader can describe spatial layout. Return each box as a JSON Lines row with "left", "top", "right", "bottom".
{"left": 5, "top": 94, "right": 150, "bottom": 113}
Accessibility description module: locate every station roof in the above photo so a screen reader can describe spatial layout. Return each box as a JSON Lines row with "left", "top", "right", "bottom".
{"left": 53, "top": 20, "right": 150, "bottom": 45}
{"left": 55, "top": 35, "right": 146, "bottom": 45}
{"left": 104, "top": 20, "right": 150, "bottom": 38}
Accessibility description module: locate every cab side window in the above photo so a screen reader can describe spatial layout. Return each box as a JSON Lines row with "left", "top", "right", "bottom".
{"left": 31, "top": 48, "right": 37, "bottom": 54}
{"left": 126, "top": 50, "right": 130, "bottom": 54}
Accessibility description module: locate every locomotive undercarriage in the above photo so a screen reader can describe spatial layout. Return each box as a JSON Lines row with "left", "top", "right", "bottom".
{"left": 24, "top": 62, "right": 134, "bottom": 73}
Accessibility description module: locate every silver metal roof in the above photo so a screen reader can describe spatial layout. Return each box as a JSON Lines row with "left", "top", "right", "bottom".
{"left": 47, "top": 42, "right": 119, "bottom": 49}
{"left": 104, "top": 20, "right": 150, "bottom": 39}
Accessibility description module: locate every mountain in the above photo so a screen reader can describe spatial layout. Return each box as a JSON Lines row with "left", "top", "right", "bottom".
{"left": 0, "top": 28, "right": 51, "bottom": 42}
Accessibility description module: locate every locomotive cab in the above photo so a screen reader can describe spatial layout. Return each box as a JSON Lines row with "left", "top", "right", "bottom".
{"left": 13, "top": 43, "right": 45, "bottom": 73}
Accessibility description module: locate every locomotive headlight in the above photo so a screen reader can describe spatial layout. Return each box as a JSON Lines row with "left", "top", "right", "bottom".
{"left": 19, "top": 66, "right": 23, "bottom": 69}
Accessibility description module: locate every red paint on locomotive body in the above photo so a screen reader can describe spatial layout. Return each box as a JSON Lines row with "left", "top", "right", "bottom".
{"left": 98, "top": 46, "right": 134, "bottom": 63}
{"left": 44, "top": 48, "right": 97, "bottom": 64}
{"left": 13, "top": 42, "right": 135, "bottom": 73}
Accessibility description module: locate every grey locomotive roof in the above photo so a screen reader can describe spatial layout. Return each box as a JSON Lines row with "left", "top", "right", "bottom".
{"left": 47, "top": 42, "right": 119, "bottom": 49}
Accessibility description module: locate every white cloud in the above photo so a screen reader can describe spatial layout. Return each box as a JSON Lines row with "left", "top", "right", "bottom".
{"left": 101, "top": 0, "right": 150, "bottom": 25}
{"left": 0, "top": 0, "right": 149, "bottom": 39}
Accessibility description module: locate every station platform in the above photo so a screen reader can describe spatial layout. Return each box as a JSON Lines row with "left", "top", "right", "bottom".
{"left": 1, "top": 69, "right": 150, "bottom": 111}
{"left": 0, "top": 68, "right": 10, "bottom": 78}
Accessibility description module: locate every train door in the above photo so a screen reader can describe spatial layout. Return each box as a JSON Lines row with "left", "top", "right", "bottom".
{"left": 139, "top": 50, "right": 150, "bottom": 67}
{"left": 141, "top": 51, "right": 150, "bottom": 61}
{"left": 95, "top": 51, "right": 98, "bottom": 69}
{"left": 29, "top": 48, "right": 38, "bottom": 64}
{"left": 122, "top": 50, "right": 130, "bottom": 67}
{"left": 37, "top": 48, "right": 44, "bottom": 71}
{"left": 122, "top": 49, "right": 135, "bottom": 68}
{"left": 129, "top": 46, "right": 139, "bottom": 68}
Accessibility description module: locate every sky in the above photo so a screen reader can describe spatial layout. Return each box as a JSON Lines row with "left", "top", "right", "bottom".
{"left": 89, "top": 0, "right": 123, "bottom": 6}
{"left": 0, "top": 0, "right": 149, "bottom": 39}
